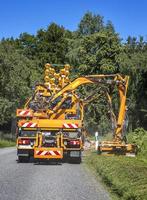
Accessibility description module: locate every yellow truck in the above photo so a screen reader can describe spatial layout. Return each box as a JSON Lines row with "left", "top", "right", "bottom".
{"left": 16, "top": 64, "right": 84, "bottom": 163}
{"left": 16, "top": 64, "right": 136, "bottom": 163}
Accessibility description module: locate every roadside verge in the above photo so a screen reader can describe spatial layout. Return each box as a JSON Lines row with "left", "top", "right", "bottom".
{"left": 84, "top": 150, "right": 147, "bottom": 200}
{"left": 0, "top": 139, "right": 15, "bottom": 148}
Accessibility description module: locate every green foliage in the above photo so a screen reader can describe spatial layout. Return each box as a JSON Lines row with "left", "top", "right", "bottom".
{"left": 0, "top": 139, "right": 15, "bottom": 148}
{"left": 65, "top": 35, "right": 82, "bottom": 67}
{"left": 36, "top": 23, "right": 68, "bottom": 65}
{"left": 85, "top": 151, "right": 147, "bottom": 200}
{"left": 0, "top": 11, "right": 147, "bottom": 133}
{"left": 78, "top": 12, "right": 104, "bottom": 35}
{"left": 105, "top": 20, "right": 115, "bottom": 33}
{"left": 0, "top": 42, "right": 40, "bottom": 125}
{"left": 127, "top": 128, "right": 147, "bottom": 158}
{"left": 78, "top": 30, "right": 121, "bottom": 74}
{"left": 84, "top": 95, "right": 112, "bottom": 135}
{"left": 16, "top": 32, "right": 38, "bottom": 59}
{"left": 0, "top": 98, "right": 14, "bottom": 125}
{"left": 117, "top": 37, "right": 147, "bottom": 129}
{"left": 75, "top": 27, "right": 121, "bottom": 133}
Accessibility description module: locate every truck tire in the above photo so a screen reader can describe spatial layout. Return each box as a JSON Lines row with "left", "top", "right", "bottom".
{"left": 69, "top": 157, "right": 81, "bottom": 164}
{"left": 75, "top": 157, "right": 81, "bottom": 164}
{"left": 18, "top": 156, "right": 29, "bottom": 163}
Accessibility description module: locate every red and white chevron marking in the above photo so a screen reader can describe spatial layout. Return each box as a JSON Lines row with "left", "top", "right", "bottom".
{"left": 21, "top": 122, "right": 37, "bottom": 128}
{"left": 63, "top": 123, "right": 78, "bottom": 129}
{"left": 18, "top": 110, "right": 32, "bottom": 116}
{"left": 35, "top": 150, "right": 61, "bottom": 156}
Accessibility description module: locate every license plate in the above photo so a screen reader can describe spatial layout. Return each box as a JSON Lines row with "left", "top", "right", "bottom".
{"left": 70, "top": 151, "right": 80, "bottom": 157}
{"left": 18, "top": 145, "right": 32, "bottom": 149}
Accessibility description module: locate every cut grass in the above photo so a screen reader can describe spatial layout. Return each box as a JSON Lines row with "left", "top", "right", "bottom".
{"left": 85, "top": 150, "right": 147, "bottom": 200}
{"left": 0, "top": 139, "right": 15, "bottom": 148}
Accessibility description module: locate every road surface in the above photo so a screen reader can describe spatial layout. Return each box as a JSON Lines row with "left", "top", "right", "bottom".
{"left": 0, "top": 147, "right": 111, "bottom": 200}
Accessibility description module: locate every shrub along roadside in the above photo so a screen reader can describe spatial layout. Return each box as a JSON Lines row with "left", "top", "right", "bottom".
{"left": 127, "top": 128, "right": 147, "bottom": 160}
{"left": 0, "top": 139, "right": 15, "bottom": 148}
{"left": 84, "top": 151, "right": 147, "bottom": 200}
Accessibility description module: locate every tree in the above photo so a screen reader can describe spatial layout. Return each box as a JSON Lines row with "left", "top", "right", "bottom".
{"left": 105, "top": 20, "right": 115, "bottom": 33}
{"left": 0, "top": 42, "right": 40, "bottom": 126}
{"left": 78, "top": 12, "right": 104, "bottom": 35}
{"left": 15, "top": 33, "right": 37, "bottom": 59}
{"left": 118, "top": 37, "right": 147, "bottom": 129}
{"left": 77, "top": 30, "right": 121, "bottom": 74}
{"left": 1, "top": 11, "right": 147, "bottom": 133}
{"left": 36, "top": 23, "right": 68, "bottom": 65}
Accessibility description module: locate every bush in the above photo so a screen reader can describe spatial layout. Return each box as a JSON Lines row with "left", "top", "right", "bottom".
{"left": 127, "top": 128, "right": 147, "bottom": 159}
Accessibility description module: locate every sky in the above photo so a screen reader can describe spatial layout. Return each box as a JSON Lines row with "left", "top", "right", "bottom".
{"left": 0, "top": 0, "right": 147, "bottom": 40}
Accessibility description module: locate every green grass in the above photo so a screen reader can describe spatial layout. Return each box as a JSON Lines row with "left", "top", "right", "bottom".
{"left": 85, "top": 128, "right": 147, "bottom": 199}
{"left": 85, "top": 151, "right": 147, "bottom": 200}
{"left": 0, "top": 139, "right": 15, "bottom": 148}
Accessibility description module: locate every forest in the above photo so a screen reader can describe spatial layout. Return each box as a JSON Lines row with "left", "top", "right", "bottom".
{"left": 0, "top": 12, "right": 147, "bottom": 135}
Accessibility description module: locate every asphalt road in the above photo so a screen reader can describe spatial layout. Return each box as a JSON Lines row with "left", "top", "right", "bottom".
{"left": 0, "top": 147, "right": 111, "bottom": 200}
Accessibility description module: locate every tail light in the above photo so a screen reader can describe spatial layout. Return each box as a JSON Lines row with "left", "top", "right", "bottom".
{"left": 18, "top": 139, "right": 30, "bottom": 145}
{"left": 69, "top": 140, "right": 80, "bottom": 146}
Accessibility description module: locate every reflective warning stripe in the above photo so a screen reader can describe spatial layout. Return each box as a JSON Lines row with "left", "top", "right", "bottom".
{"left": 63, "top": 123, "right": 70, "bottom": 128}
{"left": 35, "top": 150, "right": 61, "bottom": 156}
{"left": 22, "top": 122, "right": 37, "bottom": 128}
{"left": 18, "top": 110, "right": 32, "bottom": 116}
{"left": 71, "top": 124, "right": 78, "bottom": 128}
{"left": 63, "top": 123, "right": 78, "bottom": 129}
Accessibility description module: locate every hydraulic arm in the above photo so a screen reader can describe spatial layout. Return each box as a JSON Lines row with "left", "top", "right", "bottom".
{"left": 45, "top": 72, "right": 136, "bottom": 155}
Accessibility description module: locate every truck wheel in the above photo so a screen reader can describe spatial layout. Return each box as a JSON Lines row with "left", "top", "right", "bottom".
{"left": 18, "top": 156, "right": 29, "bottom": 163}
{"left": 75, "top": 157, "right": 81, "bottom": 164}
{"left": 69, "top": 157, "right": 81, "bottom": 164}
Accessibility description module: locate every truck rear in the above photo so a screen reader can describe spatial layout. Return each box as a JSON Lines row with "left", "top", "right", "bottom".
{"left": 16, "top": 117, "right": 83, "bottom": 163}
{"left": 16, "top": 64, "right": 84, "bottom": 163}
